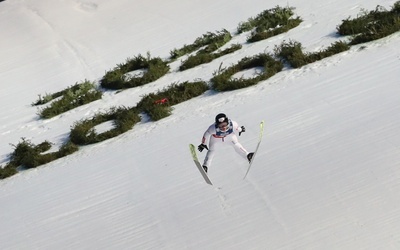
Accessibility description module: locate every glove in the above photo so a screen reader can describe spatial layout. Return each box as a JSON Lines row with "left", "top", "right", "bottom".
{"left": 198, "top": 144, "right": 209, "bottom": 152}
{"left": 239, "top": 126, "right": 246, "bottom": 136}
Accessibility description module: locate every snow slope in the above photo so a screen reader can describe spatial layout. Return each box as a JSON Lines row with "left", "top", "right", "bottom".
{"left": 1, "top": 0, "right": 400, "bottom": 249}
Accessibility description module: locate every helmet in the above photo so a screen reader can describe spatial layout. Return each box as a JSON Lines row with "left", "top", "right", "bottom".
{"left": 215, "top": 113, "right": 228, "bottom": 125}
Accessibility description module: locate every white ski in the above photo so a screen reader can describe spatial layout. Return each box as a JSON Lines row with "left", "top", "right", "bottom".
{"left": 243, "top": 120, "right": 264, "bottom": 179}
{"left": 189, "top": 144, "right": 212, "bottom": 185}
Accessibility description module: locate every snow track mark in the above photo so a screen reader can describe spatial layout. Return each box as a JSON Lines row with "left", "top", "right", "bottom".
{"left": 216, "top": 187, "right": 233, "bottom": 216}
{"left": 24, "top": 5, "right": 93, "bottom": 76}
{"left": 75, "top": 1, "right": 98, "bottom": 13}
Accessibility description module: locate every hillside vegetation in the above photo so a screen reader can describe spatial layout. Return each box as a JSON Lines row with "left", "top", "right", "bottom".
{"left": 1, "top": 2, "right": 399, "bottom": 179}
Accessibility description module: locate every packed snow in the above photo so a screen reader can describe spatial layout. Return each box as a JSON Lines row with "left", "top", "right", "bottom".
{"left": 1, "top": 0, "right": 400, "bottom": 249}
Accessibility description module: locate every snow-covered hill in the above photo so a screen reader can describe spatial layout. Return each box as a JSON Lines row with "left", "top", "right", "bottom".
{"left": 1, "top": 0, "right": 400, "bottom": 249}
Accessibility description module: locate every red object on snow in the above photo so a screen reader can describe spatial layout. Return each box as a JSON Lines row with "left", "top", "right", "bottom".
{"left": 154, "top": 98, "right": 168, "bottom": 105}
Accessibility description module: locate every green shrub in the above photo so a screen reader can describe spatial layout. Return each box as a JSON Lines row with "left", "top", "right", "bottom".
{"left": 337, "top": 2, "right": 400, "bottom": 45}
{"left": 237, "top": 17, "right": 257, "bottom": 34}
{"left": 5, "top": 138, "right": 78, "bottom": 172}
{"left": 33, "top": 80, "right": 100, "bottom": 107}
{"left": 100, "top": 54, "right": 170, "bottom": 90}
{"left": 70, "top": 107, "right": 141, "bottom": 145}
{"left": 273, "top": 40, "right": 306, "bottom": 68}
{"left": 33, "top": 90, "right": 64, "bottom": 106}
{"left": 337, "top": 10, "right": 373, "bottom": 36}
{"left": 179, "top": 44, "right": 242, "bottom": 71}
{"left": 38, "top": 80, "right": 102, "bottom": 119}
{"left": 0, "top": 164, "right": 18, "bottom": 179}
{"left": 142, "top": 104, "right": 173, "bottom": 121}
{"left": 237, "top": 6, "right": 302, "bottom": 42}
{"left": 100, "top": 68, "right": 126, "bottom": 90}
{"left": 8, "top": 138, "right": 42, "bottom": 169}
{"left": 137, "top": 81, "right": 209, "bottom": 121}
{"left": 248, "top": 18, "right": 302, "bottom": 43}
{"left": 199, "top": 29, "right": 232, "bottom": 54}
{"left": 170, "top": 29, "right": 232, "bottom": 60}
{"left": 35, "top": 141, "right": 52, "bottom": 152}
{"left": 56, "top": 140, "right": 79, "bottom": 157}
{"left": 211, "top": 53, "right": 283, "bottom": 91}
{"left": 180, "top": 53, "right": 215, "bottom": 71}
{"left": 274, "top": 40, "right": 350, "bottom": 68}
{"left": 309, "top": 41, "right": 351, "bottom": 60}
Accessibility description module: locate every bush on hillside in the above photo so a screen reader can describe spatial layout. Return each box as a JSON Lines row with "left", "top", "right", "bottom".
{"left": 337, "top": 2, "right": 400, "bottom": 45}
{"left": 248, "top": 18, "right": 302, "bottom": 43}
{"left": 100, "top": 54, "right": 170, "bottom": 90}
{"left": 70, "top": 106, "right": 141, "bottom": 145}
{"left": 37, "top": 80, "right": 102, "bottom": 119}
{"left": 179, "top": 44, "right": 242, "bottom": 71}
{"left": 0, "top": 165, "right": 18, "bottom": 179}
{"left": 274, "top": 40, "right": 350, "bottom": 68}
{"left": 237, "top": 6, "right": 302, "bottom": 42}
{"left": 137, "top": 81, "right": 209, "bottom": 121}
{"left": 170, "top": 29, "right": 233, "bottom": 60}
{"left": 33, "top": 90, "right": 65, "bottom": 106}
{"left": 210, "top": 53, "right": 283, "bottom": 91}
{"left": 8, "top": 139, "right": 51, "bottom": 169}
{"left": 6, "top": 138, "right": 78, "bottom": 170}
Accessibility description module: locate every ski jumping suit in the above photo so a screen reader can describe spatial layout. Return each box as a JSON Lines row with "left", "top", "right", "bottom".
{"left": 201, "top": 119, "right": 249, "bottom": 167}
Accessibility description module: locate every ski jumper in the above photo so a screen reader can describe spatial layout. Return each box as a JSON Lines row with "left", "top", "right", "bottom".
{"left": 201, "top": 119, "right": 249, "bottom": 167}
